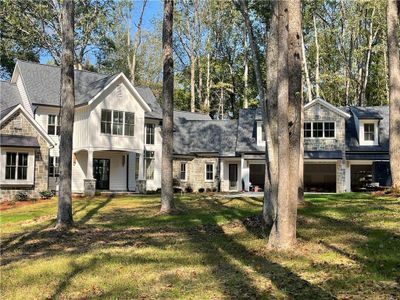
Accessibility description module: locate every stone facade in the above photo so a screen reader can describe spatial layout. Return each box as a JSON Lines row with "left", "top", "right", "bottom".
{"left": 173, "top": 157, "right": 219, "bottom": 192}
{"left": 0, "top": 111, "right": 49, "bottom": 201}
{"left": 304, "top": 103, "right": 346, "bottom": 151}
{"left": 304, "top": 103, "right": 348, "bottom": 193}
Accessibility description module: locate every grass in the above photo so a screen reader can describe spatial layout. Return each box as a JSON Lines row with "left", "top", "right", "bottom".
{"left": 1, "top": 193, "right": 399, "bottom": 299}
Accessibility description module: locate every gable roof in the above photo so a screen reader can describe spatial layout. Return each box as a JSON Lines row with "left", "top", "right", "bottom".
{"left": 236, "top": 108, "right": 264, "bottom": 153}
{"left": 0, "top": 81, "right": 22, "bottom": 119}
{"left": 15, "top": 60, "right": 117, "bottom": 106}
{"left": 135, "top": 86, "right": 163, "bottom": 119}
{"left": 0, "top": 104, "right": 55, "bottom": 146}
{"left": 305, "top": 98, "right": 351, "bottom": 118}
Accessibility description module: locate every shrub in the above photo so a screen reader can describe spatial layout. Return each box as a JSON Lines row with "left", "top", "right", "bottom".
{"left": 212, "top": 187, "right": 218, "bottom": 192}
{"left": 206, "top": 188, "right": 212, "bottom": 193}
{"left": 198, "top": 188, "right": 205, "bottom": 193}
{"left": 185, "top": 185, "right": 193, "bottom": 193}
{"left": 39, "top": 190, "right": 54, "bottom": 199}
{"left": 15, "top": 191, "right": 29, "bottom": 201}
{"left": 172, "top": 177, "right": 180, "bottom": 187}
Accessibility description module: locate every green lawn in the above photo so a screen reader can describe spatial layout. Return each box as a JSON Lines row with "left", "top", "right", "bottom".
{"left": 1, "top": 193, "right": 399, "bottom": 299}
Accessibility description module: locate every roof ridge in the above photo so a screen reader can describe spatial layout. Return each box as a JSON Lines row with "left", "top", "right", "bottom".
{"left": 17, "top": 60, "right": 115, "bottom": 78}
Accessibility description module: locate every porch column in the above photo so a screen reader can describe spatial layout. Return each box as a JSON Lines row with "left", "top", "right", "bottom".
{"left": 219, "top": 159, "right": 224, "bottom": 192}
{"left": 84, "top": 150, "right": 96, "bottom": 196}
{"left": 87, "top": 150, "right": 94, "bottom": 179}
{"left": 241, "top": 154, "right": 250, "bottom": 191}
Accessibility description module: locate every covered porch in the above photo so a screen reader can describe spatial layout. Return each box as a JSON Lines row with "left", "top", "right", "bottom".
{"left": 71, "top": 149, "right": 144, "bottom": 195}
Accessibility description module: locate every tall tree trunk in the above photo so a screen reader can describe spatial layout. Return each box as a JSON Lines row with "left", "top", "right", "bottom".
{"left": 287, "top": 0, "right": 303, "bottom": 211}
{"left": 268, "top": 0, "right": 297, "bottom": 250}
{"left": 387, "top": 0, "right": 400, "bottom": 192}
{"left": 301, "top": 33, "right": 313, "bottom": 102}
{"left": 198, "top": 57, "right": 203, "bottom": 106}
{"left": 161, "top": 0, "right": 175, "bottom": 213}
{"left": 204, "top": 52, "right": 211, "bottom": 111}
{"left": 233, "top": 0, "right": 277, "bottom": 227}
{"left": 127, "top": 0, "right": 148, "bottom": 85}
{"left": 57, "top": 0, "right": 75, "bottom": 229}
{"left": 243, "top": 30, "right": 249, "bottom": 108}
{"left": 190, "top": 56, "right": 196, "bottom": 112}
{"left": 313, "top": 14, "right": 320, "bottom": 98}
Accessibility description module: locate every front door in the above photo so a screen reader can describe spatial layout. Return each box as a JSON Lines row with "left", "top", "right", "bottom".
{"left": 229, "top": 164, "right": 238, "bottom": 190}
{"left": 93, "top": 158, "right": 110, "bottom": 190}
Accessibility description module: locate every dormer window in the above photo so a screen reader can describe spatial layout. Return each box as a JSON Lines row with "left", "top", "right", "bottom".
{"left": 359, "top": 120, "right": 379, "bottom": 146}
{"left": 364, "top": 123, "right": 375, "bottom": 141}
{"left": 257, "top": 121, "right": 266, "bottom": 145}
{"left": 304, "top": 122, "right": 335, "bottom": 139}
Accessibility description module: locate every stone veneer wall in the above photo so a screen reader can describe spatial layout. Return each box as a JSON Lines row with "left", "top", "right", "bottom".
{"left": 0, "top": 111, "right": 49, "bottom": 201}
{"left": 173, "top": 157, "right": 219, "bottom": 192}
{"left": 304, "top": 103, "right": 347, "bottom": 193}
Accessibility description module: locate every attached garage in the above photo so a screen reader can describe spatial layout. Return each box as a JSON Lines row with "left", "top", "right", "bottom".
{"left": 249, "top": 164, "right": 265, "bottom": 190}
{"left": 304, "top": 163, "right": 336, "bottom": 193}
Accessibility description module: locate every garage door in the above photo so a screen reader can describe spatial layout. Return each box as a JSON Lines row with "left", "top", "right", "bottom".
{"left": 304, "top": 163, "right": 336, "bottom": 192}
{"left": 249, "top": 164, "right": 265, "bottom": 189}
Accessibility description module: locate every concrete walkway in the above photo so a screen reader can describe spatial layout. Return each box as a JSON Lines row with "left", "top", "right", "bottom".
{"left": 225, "top": 192, "right": 264, "bottom": 198}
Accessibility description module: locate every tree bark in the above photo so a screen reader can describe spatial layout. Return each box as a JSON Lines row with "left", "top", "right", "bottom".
{"left": 243, "top": 30, "right": 249, "bottom": 109}
{"left": 161, "top": 0, "right": 175, "bottom": 213}
{"left": 301, "top": 33, "right": 313, "bottom": 103}
{"left": 313, "top": 14, "right": 320, "bottom": 98}
{"left": 57, "top": 0, "right": 75, "bottom": 229}
{"left": 268, "top": 0, "right": 298, "bottom": 250}
{"left": 204, "top": 52, "right": 211, "bottom": 112}
{"left": 387, "top": 0, "right": 400, "bottom": 192}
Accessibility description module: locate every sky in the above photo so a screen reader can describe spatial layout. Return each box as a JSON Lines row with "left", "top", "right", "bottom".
{"left": 40, "top": 0, "right": 163, "bottom": 65}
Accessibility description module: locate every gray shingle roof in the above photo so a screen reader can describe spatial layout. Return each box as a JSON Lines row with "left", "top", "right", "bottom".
{"left": 345, "top": 106, "right": 389, "bottom": 152}
{"left": 0, "top": 134, "right": 40, "bottom": 148}
{"left": 350, "top": 106, "right": 384, "bottom": 119}
{"left": 174, "top": 119, "right": 237, "bottom": 156}
{"left": 135, "top": 86, "right": 163, "bottom": 119}
{"left": 236, "top": 108, "right": 264, "bottom": 153}
{"left": 17, "top": 60, "right": 116, "bottom": 106}
{"left": 0, "top": 81, "right": 22, "bottom": 118}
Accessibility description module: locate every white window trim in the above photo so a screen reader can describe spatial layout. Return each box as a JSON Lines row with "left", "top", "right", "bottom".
{"left": 204, "top": 162, "right": 215, "bottom": 182}
{"left": 180, "top": 162, "right": 187, "bottom": 181}
{"left": 47, "top": 114, "right": 60, "bottom": 136}
{"left": 256, "top": 121, "right": 266, "bottom": 146}
{"left": 304, "top": 121, "right": 336, "bottom": 139}
{"left": 0, "top": 148, "right": 34, "bottom": 186}
{"left": 145, "top": 123, "right": 156, "bottom": 145}
{"left": 100, "top": 109, "right": 135, "bottom": 137}
{"left": 359, "top": 120, "right": 379, "bottom": 146}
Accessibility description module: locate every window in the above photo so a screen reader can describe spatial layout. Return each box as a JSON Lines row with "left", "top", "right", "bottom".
{"left": 305, "top": 121, "right": 335, "bottom": 139}
{"left": 101, "top": 109, "right": 112, "bottom": 134}
{"left": 364, "top": 123, "right": 375, "bottom": 141}
{"left": 146, "top": 124, "right": 155, "bottom": 144}
{"left": 48, "top": 115, "right": 60, "bottom": 135}
{"left": 145, "top": 151, "right": 155, "bottom": 180}
{"left": 112, "top": 110, "right": 124, "bottom": 135}
{"left": 324, "top": 122, "right": 335, "bottom": 138}
{"left": 312, "top": 122, "right": 324, "bottom": 138}
{"left": 260, "top": 125, "right": 265, "bottom": 141}
{"left": 180, "top": 162, "right": 187, "bottom": 181}
{"left": 124, "top": 112, "right": 135, "bottom": 136}
{"left": 304, "top": 122, "right": 312, "bottom": 138}
{"left": 49, "top": 156, "right": 60, "bottom": 177}
{"left": 5, "top": 152, "right": 28, "bottom": 180}
{"left": 135, "top": 155, "right": 140, "bottom": 179}
{"left": 205, "top": 163, "right": 214, "bottom": 181}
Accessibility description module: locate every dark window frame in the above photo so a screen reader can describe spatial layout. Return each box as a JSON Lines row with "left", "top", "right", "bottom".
{"left": 180, "top": 162, "right": 187, "bottom": 181}
{"left": 49, "top": 156, "right": 60, "bottom": 177}
{"left": 48, "top": 115, "right": 60, "bottom": 135}
{"left": 205, "top": 163, "right": 214, "bottom": 181}
{"left": 5, "top": 152, "right": 28, "bottom": 180}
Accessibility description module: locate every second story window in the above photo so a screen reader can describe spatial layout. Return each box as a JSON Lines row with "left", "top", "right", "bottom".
{"left": 313, "top": 122, "right": 323, "bottom": 138}
{"left": 124, "top": 112, "right": 135, "bottom": 136}
{"left": 101, "top": 109, "right": 135, "bottom": 136}
{"left": 101, "top": 109, "right": 112, "bottom": 134}
{"left": 48, "top": 115, "right": 60, "bottom": 135}
{"left": 364, "top": 123, "right": 375, "bottom": 141}
{"left": 112, "top": 111, "right": 124, "bottom": 135}
{"left": 304, "top": 121, "right": 335, "bottom": 139}
{"left": 146, "top": 124, "right": 155, "bottom": 144}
